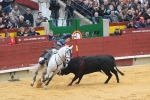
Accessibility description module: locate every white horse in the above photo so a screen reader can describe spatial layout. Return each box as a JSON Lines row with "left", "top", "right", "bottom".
{"left": 31, "top": 45, "right": 73, "bottom": 89}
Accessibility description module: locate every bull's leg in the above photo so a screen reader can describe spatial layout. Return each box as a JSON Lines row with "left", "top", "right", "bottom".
{"left": 75, "top": 75, "right": 83, "bottom": 84}
{"left": 68, "top": 76, "right": 79, "bottom": 86}
{"left": 103, "top": 71, "right": 112, "bottom": 84}
{"left": 111, "top": 69, "right": 119, "bottom": 83}
{"left": 31, "top": 64, "right": 41, "bottom": 86}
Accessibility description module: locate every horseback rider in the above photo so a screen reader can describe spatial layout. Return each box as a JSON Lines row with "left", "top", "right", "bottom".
{"left": 39, "top": 33, "right": 72, "bottom": 65}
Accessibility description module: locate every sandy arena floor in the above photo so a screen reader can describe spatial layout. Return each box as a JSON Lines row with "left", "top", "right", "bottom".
{"left": 0, "top": 64, "right": 150, "bottom": 100}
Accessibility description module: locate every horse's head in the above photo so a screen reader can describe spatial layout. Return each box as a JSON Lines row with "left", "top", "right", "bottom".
{"left": 64, "top": 45, "right": 73, "bottom": 64}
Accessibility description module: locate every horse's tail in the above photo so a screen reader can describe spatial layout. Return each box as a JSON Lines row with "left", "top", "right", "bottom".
{"left": 29, "top": 64, "right": 44, "bottom": 73}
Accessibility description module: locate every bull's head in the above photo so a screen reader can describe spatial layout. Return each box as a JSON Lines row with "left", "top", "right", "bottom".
{"left": 57, "top": 67, "right": 70, "bottom": 76}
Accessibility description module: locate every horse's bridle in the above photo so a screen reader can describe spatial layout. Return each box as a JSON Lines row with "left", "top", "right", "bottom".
{"left": 55, "top": 48, "right": 72, "bottom": 67}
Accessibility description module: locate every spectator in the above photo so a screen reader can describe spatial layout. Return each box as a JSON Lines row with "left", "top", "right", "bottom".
{"left": 23, "top": 8, "right": 34, "bottom": 27}
{"left": 17, "top": 27, "right": 26, "bottom": 36}
{"left": 136, "top": 16, "right": 147, "bottom": 28}
{"left": 11, "top": 5, "right": 21, "bottom": 18}
{"left": 146, "top": 19, "right": 150, "bottom": 27}
{"left": 131, "top": 0, "right": 139, "bottom": 11}
{"left": 7, "top": 12, "right": 18, "bottom": 23}
{"left": 65, "top": 0, "right": 75, "bottom": 26}
{"left": 24, "top": 20, "right": 32, "bottom": 28}
{"left": 126, "top": 20, "right": 137, "bottom": 28}
{"left": 117, "top": 11, "right": 124, "bottom": 22}
{"left": 49, "top": 0, "right": 60, "bottom": 27}
{"left": 142, "top": 9, "right": 150, "bottom": 20}
{"left": 18, "top": 15, "right": 25, "bottom": 28}
{"left": 109, "top": 10, "right": 119, "bottom": 22}
{"left": 0, "top": 5, "right": 3, "bottom": 17}
{"left": 2, "top": 18, "right": 8, "bottom": 29}
{"left": 124, "top": 10, "right": 133, "bottom": 21}
{"left": 111, "top": 28, "right": 121, "bottom": 36}
{"left": 92, "top": 12, "right": 99, "bottom": 24}
{"left": 0, "top": 0, "right": 15, "bottom": 15}
{"left": 5, "top": 32, "right": 16, "bottom": 45}
{"left": 35, "top": 12, "right": 47, "bottom": 27}
{"left": 27, "top": 27, "right": 39, "bottom": 36}
{"left": 0, "top": 17, "right": 5, "bottom": 29}
{"left": 48, "top": 30, "right": 57, "bottom": 41}
{"left": 7, "top": 17, "right": 18, "bottom": 29}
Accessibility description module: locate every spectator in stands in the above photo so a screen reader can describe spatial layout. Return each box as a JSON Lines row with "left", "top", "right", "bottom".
{"left": 82, "top": 0, "right": 93, "bottom": 18}
{"left": 124, "top": 10, "right": 133, "bottom": 21}
{"left": 24, "top": 20, "right": 32, "bottom": 28}
{"left": 142, "top": 9, "right": 150, "bottom": 20}
{"left": 49, "top": 30, "right": 56, "bottom": 41}
{"left": 111, "top": 28, "right": 121, "bottom": 36}
{"left": 49, "top": 0, "right": 60, "bottom": 27}
{"left": 2, "top": 18, "right": 8, "bottom": 29}
{"left": 27, "top": 27, "right": 39, "bottom": 36}
{"left": 17, "top": 27, "right": 26, "bottom": 36}
{"left": 11, "top": 5, "right": 21, "bottom": 18}
{"left": 0, "top": 17, "right": 5, "bottom": 29}
{"left": 131, "top": 0, "right": 139, "bottom": 11}
{"left": 109, "top": 10, "right": 119, "bottom": 22}
{"left": 7, "top": 17, "right": 18, "bottom": 29}
{"left": 103, "top": 0, "right": 109, "bottom": 11}
{"left": 92, "top": 12, "right": 99, "bottom": 24}
{"left": 126, "top": 20, "right": 137, "bottom": 28}
{"left": 35, "top": 12, "right": 47, "bottom": 27}
{"left": 133, "top": 9, "right": 142, "bottom": 21}
{"left": 8, "top": 12, "right": 18, "bottom": 24}
{"left": 1, "top": 10, "right": 8, "bottom": 19}
{"left": 146, "top": 19, "right": 150, "bottom": 27}
{"left": 117, "top": 11, "right": 124, "bottom": 22}
{"left": 65, "top": 0, "right": 75, "bottom": 26}
{"left": 0, "top": 5, "right": 3, "bottom": 17}
{"left": 18, "top": 15, "right": 25, "bottom": 28}
{"left": 136, "top": 16, "right": 147, "bottom": 28}
{"left": 0, "top": 0, "right": 15, "bottom": 15}
{"left": 23, "top": 8, "right": 34, "bottom": 27}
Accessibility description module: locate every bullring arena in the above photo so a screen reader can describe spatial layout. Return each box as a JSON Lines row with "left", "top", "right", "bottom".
{"left": 0, "top": 63, "right": 150, "bottom": 100}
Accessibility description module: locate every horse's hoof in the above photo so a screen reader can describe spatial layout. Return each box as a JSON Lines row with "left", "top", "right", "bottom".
{"left": 75, "top": 82, "right": 79, "bottom": 84}
{"left": 67, "top": 84, "right": 72, "bottom": 86}
{"left": 44, "top": 85, "right": 48, "bottom": 90}
{"left": 31, "top": 83, "right": 34, "bottom": 86}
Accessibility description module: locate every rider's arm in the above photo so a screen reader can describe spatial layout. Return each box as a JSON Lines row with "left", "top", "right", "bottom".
{"left": 60, "top": 34, "right": 71, "bottom": 40}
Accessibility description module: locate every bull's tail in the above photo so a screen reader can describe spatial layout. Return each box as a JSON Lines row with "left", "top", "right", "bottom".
{"left": 114, "top": 62, "right": 124, "bottom": 76}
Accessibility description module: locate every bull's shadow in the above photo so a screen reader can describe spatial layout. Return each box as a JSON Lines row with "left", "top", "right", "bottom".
{"left": 59, "top": 54, "right": 124, "bottom": 86}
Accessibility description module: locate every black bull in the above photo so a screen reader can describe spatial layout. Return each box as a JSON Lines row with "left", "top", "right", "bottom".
{"left": 59, "top": 54, "right": 124, "bottom": 86}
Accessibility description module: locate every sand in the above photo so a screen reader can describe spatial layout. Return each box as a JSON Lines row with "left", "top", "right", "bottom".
{"left": 0, "top": 64, "right": 150, "bottom": 100}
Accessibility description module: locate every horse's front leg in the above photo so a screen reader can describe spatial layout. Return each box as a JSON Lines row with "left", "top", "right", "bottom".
{"left": 44, "top": 69, "right": 61, "bottom": 89}
{"left": 31, "top": 64, "right": 41, "bottom": 86}
{"left": 44, "top": 72, "right": 54, "bottom": 89}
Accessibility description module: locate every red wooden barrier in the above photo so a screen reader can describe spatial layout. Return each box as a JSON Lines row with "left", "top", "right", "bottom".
{"left": 1, "top": 33, "right": 150, "bottom": 70}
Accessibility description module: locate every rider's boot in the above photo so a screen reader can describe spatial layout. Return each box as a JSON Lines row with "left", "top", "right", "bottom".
{"left": 39, "top": 53, "right": 51, "bottom": 66}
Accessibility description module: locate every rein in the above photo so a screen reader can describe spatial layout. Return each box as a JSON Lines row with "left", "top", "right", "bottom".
{"left": 55, "top": 48, "right": 71, "bottom": 68}
{"left": 76, "top": 56, "right": 85, "bottom": 77}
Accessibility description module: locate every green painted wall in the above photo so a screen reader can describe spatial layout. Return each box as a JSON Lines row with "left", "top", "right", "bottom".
{"left": 49, "top": 16, "right": 103, "bottom": 39}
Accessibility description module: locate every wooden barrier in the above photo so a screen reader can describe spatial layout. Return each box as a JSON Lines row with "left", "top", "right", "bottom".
{"left": 120, "top": 28, "right": 150, "bottom": 35}
{"left": 1, "top": 33, "right": 150, "bottom": 71}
